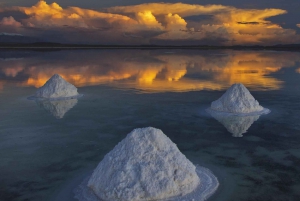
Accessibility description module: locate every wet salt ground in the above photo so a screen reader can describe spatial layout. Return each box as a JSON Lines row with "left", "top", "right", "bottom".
{"left": 0, "top": 84, "right": 300, "bottom": 201}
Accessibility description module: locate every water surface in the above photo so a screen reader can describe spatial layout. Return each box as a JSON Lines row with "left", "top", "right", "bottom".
{"left": 0, "top": 49, "right": 300, "bottom": 201}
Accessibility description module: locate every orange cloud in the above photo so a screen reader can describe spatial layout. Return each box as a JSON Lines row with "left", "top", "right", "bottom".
{"left": 215, "top": 8, "right": 287, "bottom": 23}
{"left": 210, "top": 8, "right": 299, "bottom": 44}
{"left": 17, "top": 0, "right": 135, "bottom": 28}
{"left": 0, "top": 1, "right": 299, "bottom": 45}
{"left": 107, "top": 2, "right": 300, "bottom": 44}
{"left": 164, "top": 13, "right": 187, "bottom": 30}
{"left": 3, "top": 65, "right": 24, "bottom": 77}
{"left": 135, "top": 11, "right": 163, "bottom": 30}
{"left": 106, "top": 3, "right": 230, "bottom": 17}
{"left": 0, "top": 16, "right": 22, "bottom": 27}
{"left": 297, "top": 24, "right": 300, "bottom": 28}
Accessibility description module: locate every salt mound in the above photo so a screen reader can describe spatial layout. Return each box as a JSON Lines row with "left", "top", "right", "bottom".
{"left": 87, "top": 127, "right": 202, "bottom": 201}
{"left": 207, "top": 109, "right": 260, "bottom": 137}
{"left": 36, "top": 99, "right": 78, "bottom": 119}
{"left": 35, "top": 74, "right": 79, "bottom": 99}
{"left": 210, "top": 83, "right": 266, "bottom": 114}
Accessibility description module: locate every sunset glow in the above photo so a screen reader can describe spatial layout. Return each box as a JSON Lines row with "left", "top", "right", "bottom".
{"left": 1, "top": 1, "right": 300, "bottom": 201}
{"left": 0, "top": 1, "right": 299, "bottom": 45}
{"left": 1, "top": 51, "right": 300, "bottom": 93}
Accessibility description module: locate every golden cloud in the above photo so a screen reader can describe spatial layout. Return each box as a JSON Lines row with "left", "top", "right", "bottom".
{"left": 17, "top": 0, "right": 136, "bottom": 28}
{"left": 106, "top": 3, "right": 230, "bottom": 17}
{"left": 0, "top": 1, "right": 299, "bottom": 45}
{"left": 106, "top": 2, "right": 299, "bottom": 44}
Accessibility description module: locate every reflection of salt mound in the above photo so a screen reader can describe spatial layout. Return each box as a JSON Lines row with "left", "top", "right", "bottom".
{"left": 207, "top": 110, "right": 260, "bottom": 137}
{"left": 35, "top": 74, "right": 78, "bottom": 99}
{"left": 36, "top": 99, "right": 78, "bottom": 119}
{"left": 211, "top": 83, "right": 266, "bottom": 114}
{"left": 80, "top": 127, "right": 218, "bottom": 201}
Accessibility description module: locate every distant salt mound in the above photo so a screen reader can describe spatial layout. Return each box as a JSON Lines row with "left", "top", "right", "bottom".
{"left": 75, "top": 127, "right": 219, "bottom": 201}
{"left": 36, "top": 99, "right": 78, "bottom": 119}
{"left": 35, "top": 74, "right": 79, "bottom": 99}
{"left": 210, "top": 83, "right": 269, "bottom": 115}
{"left": 207, "top": 109, "right": 260, "bottom": 137}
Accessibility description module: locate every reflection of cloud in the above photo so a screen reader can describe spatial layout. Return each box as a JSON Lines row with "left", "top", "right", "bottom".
{"left": 3, "top": 65, "right": 23, "bottom": 77}
{"left": 0, "top": 50, "right": 300, "bottom": 93}
{"left": 207, "top": 110, "right": 260, "bottom": 137}
{"left": 156, "top": 51, "right": 300, "bottom": 90}
{"left": 36, "top": 98, "right": 78, "bottom": 119}
{"left": 186, "top": 51, "right": 296, "bottom": 90}
{"left": 132, "top": 79, "right": 223, "bottom": 92}
{"left": 0, "top": 1, "right": 299, "bottom": 45}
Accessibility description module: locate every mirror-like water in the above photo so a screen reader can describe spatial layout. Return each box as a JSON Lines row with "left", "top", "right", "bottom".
{"left": 0, "top": 49, "right": 300, "bottom": 201}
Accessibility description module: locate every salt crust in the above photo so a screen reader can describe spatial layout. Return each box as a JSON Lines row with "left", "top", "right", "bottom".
{"left": 74, "top": 166, "right": 219, "bottom": 201}
{"left": 75, "top": 127, "right": 219, "bottom": 201}
{"left": 210, "top": 83, "right": 268, "bottom": 114}
{"left": 34, "top": 74, "right": 79, "bottom": 100}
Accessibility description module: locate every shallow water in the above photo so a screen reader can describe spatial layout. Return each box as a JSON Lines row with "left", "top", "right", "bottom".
{"left": 0, "top": 49, "right": 300, "bottom": 201}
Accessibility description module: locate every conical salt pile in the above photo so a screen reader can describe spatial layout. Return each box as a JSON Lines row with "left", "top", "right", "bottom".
{"left": 35, "top": 74, "right": 78, "bottom": 99}
{"left": 211, "top": 83, "right": 264, "bottom": 114}
{"left": 87, "top": 127, "right": 200, "bottom": 201}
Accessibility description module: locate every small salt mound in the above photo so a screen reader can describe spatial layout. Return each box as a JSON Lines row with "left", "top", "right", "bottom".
{"left": 36, "top": 99, "right": 78, "bottom": 119}
{"left": 207, "top": 109, "right": 260, "bottom": 137}
{"left": 86, "top": 127, "right": 202, "bottom": 201}
{"left": 35, "top": 74, "right": 78, "bottom": 99}
{"left": 210, "top": 83, "right": 266, "bottom": 114}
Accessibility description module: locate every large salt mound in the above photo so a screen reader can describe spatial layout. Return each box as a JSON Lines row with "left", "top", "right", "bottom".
{"left": 35, "top": 74, "right": 79, "bottom": 99}
{"left": 210, "top": 83, "right": 267, "bottom": 114}
{"left": 87, "top": 127, "right": 201, "bottom": 201}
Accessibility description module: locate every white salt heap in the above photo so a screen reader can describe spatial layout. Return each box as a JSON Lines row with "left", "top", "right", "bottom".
{"left": 35, "top": 74, "right": 78, "bottom": 99}
{"left": 85, "top": 127, "right": 210, "bottom": 201}
{"left": 210, "top": 83, "right": 267, "bottom": 114}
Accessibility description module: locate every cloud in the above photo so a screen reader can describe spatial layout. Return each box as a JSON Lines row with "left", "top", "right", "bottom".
{"left": 0, "top": 16, "right": 22, "bottom": 27}
{"left": 103, "top": 3, "right": 300, "bottom": 44}
{"left": 17, "top": 1, "right": 135, "bottom": 28}
{"left": 0, "top": 1, "right": 299, "bottom": 45}
{"left": 297, "top": 24, "right": 300, "bottom": 28}
{"left": 106, "top": 3, "right": 230, "bottom": 17}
